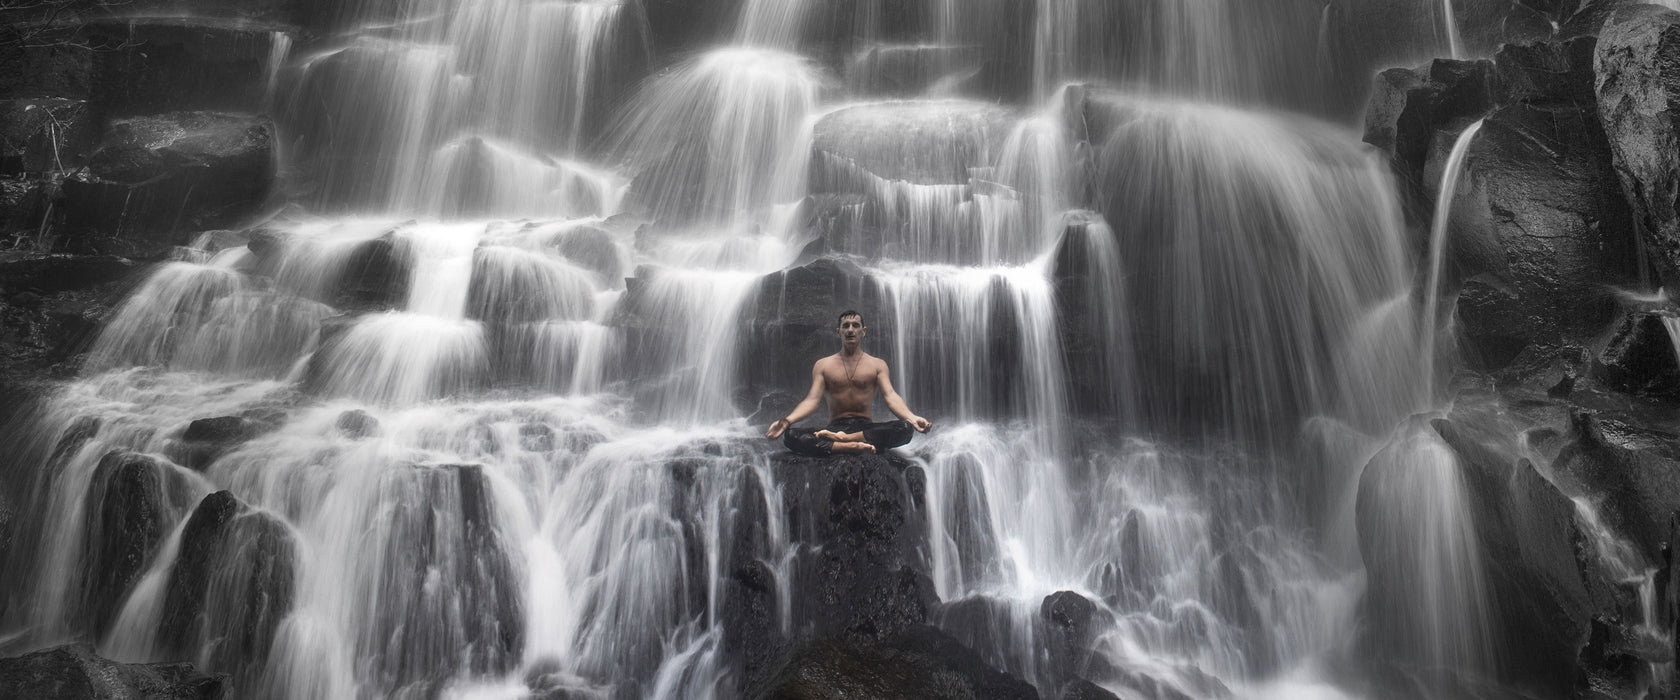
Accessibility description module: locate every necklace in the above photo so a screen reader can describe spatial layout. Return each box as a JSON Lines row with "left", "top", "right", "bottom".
{"left": 842, "top": 353, "right": 861, "bottom": 383}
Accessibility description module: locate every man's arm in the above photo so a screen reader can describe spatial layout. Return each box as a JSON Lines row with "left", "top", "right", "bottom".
{"left": 766, "top": 361, "right": 826, "bottom": 439}
{"left": 877, "top": 361, "right": 931, "bottom": 432}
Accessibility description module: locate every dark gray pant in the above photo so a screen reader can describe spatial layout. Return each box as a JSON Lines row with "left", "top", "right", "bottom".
{"left": 783, "top": 417, "right": 913, "bottom": 456}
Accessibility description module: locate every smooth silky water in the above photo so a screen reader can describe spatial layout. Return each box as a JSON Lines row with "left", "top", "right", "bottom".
{"left": 0, "top": 0, "right": 1628, "bottom": 698}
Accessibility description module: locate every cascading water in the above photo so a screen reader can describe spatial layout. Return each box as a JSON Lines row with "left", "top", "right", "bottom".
{"left": 0, "top": 1, "right": 1609, "bottom": 699}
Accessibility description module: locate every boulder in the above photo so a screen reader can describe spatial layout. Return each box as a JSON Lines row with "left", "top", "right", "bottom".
{"left": 1446, "top": 94, "right": 1642, "bottom": 372}
{"left": 0, "top": 644, "right": 228, "bottom": 700}
{"left": 811, "top": 101, "right": 1016, "bottom": 187}
{"left": 1595, "top": 4, "right": 1680, "bottom": 281}
{"left": 740, "top": 257, "right": 884, "bottom": 400}
{"left": 1554, "top": 411, "right": 1680, "bottom": 563}
{"left": 84, "top": 18, "right": 291, "bottom": 116}
{"left": 172, "top": 416, "right": 263, "bottom": 471}
{"left": 1495, "top": 36, "right": 1598, "bottom": 105}
{"left": 362, "top": 464, "right": 523, "bottom": 689}
{"left": 62, "top": 112, "right": 275, "bottom": 243}
{"left": 1593, "top": 307, "right": 1680, "bottom": 399}
{"left": 0, "top": 98, "right": 94, "bottom": 175}
{"left": 79, "top": 450, "right": 193, "bottom": 637}
{"left": 158, "top": 491, "right": 295, "bottom": 684}
{"left": 1362, "top": 59, "right": 1496, "bottom": 203}
{"left": 749, "top": 625, "right": 1039, "bottom": 700}
{"left": 775, "top": 451, "right": 934, "bottom": 641}
{"left": 336, "top": 235, "right": 409, "bottom": 311}
{"left": 1431, "top": 417, "right": 1612, "bottom": 697}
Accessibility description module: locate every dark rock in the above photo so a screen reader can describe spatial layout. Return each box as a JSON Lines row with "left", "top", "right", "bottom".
{"left": 750, "top": 625, "right": 1038, "bottom": 700}
{"left": 1041, "top": 591, "right": 1118, "bottom": 690}
{"left": 1577, "top": 615, "right": 1657, "bottom": 698}
{"left": 1059, "top": 678, "right": 1121, "bottom": 700}
{"left": 363, "top": 464, "right": 523, "bottom": 690}
{"left": 84, "top": 18, "right": 291, "bottom": 116}
{"left": 335, "top": 409, "right": 379, "bottom": 439}
{"left": 551, "top": 225, "right": 624, "bottom": 287}
{"left": 159, "top": 490, "right": 296, "bottom": 686}
{"left": 336, "top": 235, "right": 408, "bottom": 310}
{"left": 0, "top": 253, "right": 136, "bottom": 294}
{"left": 173, "top": 416, "right": 261, "bottom": 471}
{"left": 1593, "top": 308, "right": 1680, "bottom": 399}
{"left": 1555, "top": 411, "right": 1680, "bottom": 563}
{"left": 1052, "top": 211, "right": 1128, "bottom": 417}
{"left": 79, "top": 450, "right": 192, "bottom": 637}
{"left": 1595, "top": 4, "right": 1680, "bottom": 282}
{"left": 1495, "top": 37, "right": 1599, "bottom": 106}
{"left": 641, "top": 0, "right": 745, "bottom": 58}
{"left": 0, "top": 98, "right": 94, "bottom": 175}
{"left": 1447, "top": 97, "right": 1642, "bottom": 373}
{"left": 932, "top": 594, "right": 1033, "bottom": 684}
{"left": 0, "top": 644, "right": 228, "bottom": 700}
{"left": 1430, "top": 417, "right": 1608, "bottom": 697}
{"left": 741, "top": 257, "right": 883, "bottom": 400}
{"left": 1362, "top": 59, "right": 1496, "bottom": 202}
{"left": 62, "top": 112, "right": 275, "bottom": 243}
{"left": 776, "top": 451, "right": 934, "bottom": 642}
{"left": 846, "top": 44, "right": 982, "bottom": 97}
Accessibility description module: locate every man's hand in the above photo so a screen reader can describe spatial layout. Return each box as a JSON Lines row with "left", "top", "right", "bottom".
{"left": 911, "top": 416, "right": 932, "bottom": 433}
{"left": 766, "top": 418, "right": 791, "bottom": 439}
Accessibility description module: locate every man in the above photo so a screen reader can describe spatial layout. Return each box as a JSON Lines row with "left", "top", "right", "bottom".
{"left": 764, "top": 310, "right": 932, "bottom": 455}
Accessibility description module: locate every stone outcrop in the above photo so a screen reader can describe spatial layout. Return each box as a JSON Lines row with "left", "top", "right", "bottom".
{"left": 79, "top": 450, "right": 194, "bottom": 637}
{"left": 1363, "top": 59, "right": 1496, "bottom": 205}
{"left": 1595, "top": 3, "right": 1680, "bottom": 281}
{"left": 62, "top": 111, "right": 275, "bottom": 244}
{"left": 0, "top": 644, "right": 228, "bottom": 700}
{"left": 84, "top": 18, "right": 291, "bottom": 117}
{"left": 749, "top": 625, "right": 1039, "bottom": 700}
{"left": 722, "top": 451, "right": 1035, "bottom": 696}
{"left": 159, "top": 491, "right": 297, "bottom": 685}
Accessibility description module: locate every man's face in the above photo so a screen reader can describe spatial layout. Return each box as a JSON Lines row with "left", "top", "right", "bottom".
{"left": 837, "top": 315, "right": 865, "bottom": 349}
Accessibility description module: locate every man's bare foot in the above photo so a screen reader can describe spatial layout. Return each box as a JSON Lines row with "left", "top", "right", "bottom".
{"left": 830, "top": 441, "right": 876, "bottom": 454}
{"left": 815, "top": 429, "right": 866, "bottom": 443}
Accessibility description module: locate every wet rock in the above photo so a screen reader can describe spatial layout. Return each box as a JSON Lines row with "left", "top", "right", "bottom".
{"left": 1555, "top": 411, "right": 1680, "bottom": 562}
{"left": 79, "top": 450, "right": 192, "bottom": 637}
{"left": 1595, "top": 3, "right": 1680, "bottom": 280}
{"left": 336, "top": 235, "right": 409, "bottom": 311}
{"left": 1447, "top": 94, "right": 1642, "bottom": 373}
{"left": 335, "top": 409, "right": 380, "bottom": 439}
{"left": 1059, "top": 679, "right": 1121, "bottom": 700}
{"left": 642, "top": 0, "right": 747, "bottom": 57}
{"left": 933, "top": 594, "right": 1033, "bottom": 683}
{"left": 0, "top": 98, "right": 94, "bottom": 175}
{"left": 159, "top": 490, "right": 297, "bottom": 683}
{"left": 84, "top": 18, "right": 291, "bottom": 116}
{"left": 551, "top": 225, "right": 624, "bottom": 287}
{"left": 173, "top": 416, "right": 262, "bottom": 471}
{"left": 1495, "top": 37, "right": 1599, "bottom": 106}
{"left": 776, "top": 451, "right": 935, "bottom": 642}
{"left": 1362, "top": 59, "right": 1496, "bottom": 203}
{"left": 1428, "top": 417, "right": 1609, "bottom": 697}
{"left": 812, "top": 101, "right": 1015, "bottom": 187}
{"left": 365, "top": 464, "right": 523, "bottom": 689}
{"left": 1593, "top": 309, "right": 1680, "bottom": 399}
{"left": 61, "top": 112, "right": 275, "bottom": 244}
{"left": 0, "top": 644, "right": 229, "bottom": 700}
{"left": 741, "top": 257, "right": 883, "bottom": 399}
{"left": 722, "top": 558, "right": 783, "bottom": 688}
{"left": 750, "top": 624, "right": 1038, "bottom": 700}
{"left": 846, "top": 44, "right": 983, "bottom": 97}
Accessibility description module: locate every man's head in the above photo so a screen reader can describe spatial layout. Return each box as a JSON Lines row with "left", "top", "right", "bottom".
{"left": 836, "top": 310, "right": 866, "bottom": 351}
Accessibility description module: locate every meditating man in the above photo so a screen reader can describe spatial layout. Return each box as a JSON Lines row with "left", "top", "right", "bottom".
{"left": 764, "top": 310, "right": 933, "bottom": 455}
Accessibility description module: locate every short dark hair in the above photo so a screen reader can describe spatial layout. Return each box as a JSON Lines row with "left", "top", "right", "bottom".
{"left": 837, "top": 310, "right": 863, "bottom": 326}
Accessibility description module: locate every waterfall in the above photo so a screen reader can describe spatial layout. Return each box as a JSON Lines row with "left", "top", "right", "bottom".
{"left": 0, "top": 1, "right": 1548, "bottom": 699}
{"left": 1422, "top": 119, "right": 1484, "bottom": 396}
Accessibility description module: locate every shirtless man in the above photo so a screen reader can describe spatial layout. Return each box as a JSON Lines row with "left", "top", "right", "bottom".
{"left": 764, "top": 310, "right": 932, "bottom": 455}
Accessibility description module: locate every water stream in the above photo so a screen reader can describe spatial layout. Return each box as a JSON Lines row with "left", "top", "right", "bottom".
{"left": 0, "top": 1, "right": 1641, "bottom": 699}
